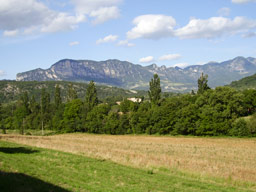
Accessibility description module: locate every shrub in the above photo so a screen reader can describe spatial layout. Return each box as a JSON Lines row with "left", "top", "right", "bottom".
{"left": 230, "top": 119, "right": 250, "bottom": 137}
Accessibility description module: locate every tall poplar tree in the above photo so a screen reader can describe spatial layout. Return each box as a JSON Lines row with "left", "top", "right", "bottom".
{"left": 148, "top": 74, "right": 161, "bottom": 105}
{"left": 85, "top": 81, "right": 98, "bottom": 112}
{"left": 0, "top": 102, "right": 4, "bottom": 134}
{"left": 67, "top": 84, "right": 77, "bottom": 102}
{"left": 54, "top": 84, "right": 62, "bottom": 110}
{"left": 197, "top": 73, "right": 210, "bottom": 94}
{"left": 40, "top": 88, "right": 50, "bottom": 134}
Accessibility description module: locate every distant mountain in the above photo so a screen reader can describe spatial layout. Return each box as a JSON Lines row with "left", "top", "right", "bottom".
{"left": 229, "top": 73, "right": 256, "bottom": 90}
{"left": 16, "top": 56, "right": 256, "bottom": 92}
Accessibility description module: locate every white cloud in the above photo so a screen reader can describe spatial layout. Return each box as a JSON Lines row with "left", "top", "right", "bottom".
{"left": 0, "top": 0, "right": 85, "bottom": 36}
{"left": 175, "top": 16, "right": 256, "bottom": 39}
{"left": 117, "top": 40, "right": 135, "bottom": 47}
{"left": 96, "top": 35, "right": 118, "bottom": 44}
{"left": 71, "top": 0, "right": 122, "bottom": 14}
{"left": 0, "top": 0, "right": 51, "bottom": 30}
{"left": 159, "top": 54, "right": 181, "bottom": 61}
{"left": 127, "top": 14, "right": 176, "bottom": 39}
{"left": 173, "top": 63, "right": 189, "bottom": 68}
{"left": 3, "top": 30, "right": 19, "bottom": 37}
{"left": 0, "top": 70, "right": 5, "bottom": 76}
{"left": 218, "top": 7, "right": 230, "bottom": 16}
{"left": 139, "top": 56, "right": 154, "bottom": 63}
{"left": 90, "top": 6, "right": 120, "bottom": 24}
{"left": 232, "top": 0, "right": 256, "bottom": 4}
{"left": 41, "top": 13, "right": 85, "bottom": 33}
{"left": 69, "top": 41, "right": 80, "bottom": 46}
{"left": 71, "top": 0, "right": 122, "bottom": 24}
{"left": 126, "top": 14, "right": 256, "bottom": 40}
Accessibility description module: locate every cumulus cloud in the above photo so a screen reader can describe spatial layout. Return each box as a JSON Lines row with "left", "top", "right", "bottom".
{"left": 69, "top": 41, "right": 80, "bottom": 46}
{"left": 232, "top": 0, "right": 256, "bottom": 3}
{"left": 159, "top": 54, "right": 181, "bottom": 61}
{"left": 0, "top": 0, "right": 51, "bottom": 30}
{"left": 139, "top": 56, "right": 154, "bottom": 63}
{"left": 127, "top": 14, "right": 256, "bottom": 40}
{"left": 0, "top": 0, "right": 85, "bottom": 36}
{"left": 41, "top": 13, "right": 85, "bottom": 33}
{"left": 173, "top": 63, "right": 189, "bottom": 68}
{"left": 71, "top": 0, "right": 122, "bottom": 24}
{"left": 127, "top": 14, "right": 176, "bottom": 39}
{"left": 3, "top": 30, "right": 19, "bottom": 37}
{"left": 96, "top": 35, "right": 118, "bottom": 44}
{"left": 218, "top": 7, "right": 230, "bottom": 16}
{"left": 117, "top": 40, "right": 135, "bottom": 47}
{"left": 175, "top": 16, "right": 256, "bottom": 39}
{"left": 90, "top": 6, "right": 120, "bottom": 24}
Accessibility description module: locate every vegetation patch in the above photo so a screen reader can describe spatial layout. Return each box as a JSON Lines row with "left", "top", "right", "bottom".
{"left": 0, "top": 140, "right": 254, "bottom": 191}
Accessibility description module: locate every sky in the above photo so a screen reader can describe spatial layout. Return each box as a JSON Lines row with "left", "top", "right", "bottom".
{"left": 0, "top": 0, "right": 256, "bottom": 80}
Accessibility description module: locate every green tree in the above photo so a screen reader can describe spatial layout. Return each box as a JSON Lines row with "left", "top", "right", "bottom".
{"left": 67, "top": 84, "right": 77, "bottom": 102}
{"left": 230, "top": 119, "right": 250, "bottom": 137}
{"left": 40, "top": 88, "right": 50, "bottom": 135}
{"left": 243, "top": 89, "right": 256, "bottom": 115}
{"left": 148, "top": 74, "right": 161, "bottom": 105}
{"left": 86, "top": 104, "right": 110, "bottom": 133}
{"left": 13, "top": 93, "right": 31, "bottom": 135}
{"left": 54, "top": 84, "right": 62, "bottom": 110}
{"left": 197, "top": 73, "right": 210, "bottom": 94}
{"left": 27, "top": 95, "right": 41, "bottom": 130}
{"left": 85, "top": 81, "right": 98, "bottom": 112}
{"left": 63, "top": 99, "right": 83, "bottom": 132}
{"left": 53, "top": 85, "right": 64, "bottom": 131}
{"left": 0, "top": 102, "right": 5, "bottom": 134}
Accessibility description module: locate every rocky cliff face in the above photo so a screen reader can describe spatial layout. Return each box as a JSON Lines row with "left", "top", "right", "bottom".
{"left": 16, "top": 57, "right": 256, "bottom": 92}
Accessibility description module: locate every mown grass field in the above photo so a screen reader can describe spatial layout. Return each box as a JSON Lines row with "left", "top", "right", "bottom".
{"left": 0, "top": 134, "right": 256, "bottom": 191}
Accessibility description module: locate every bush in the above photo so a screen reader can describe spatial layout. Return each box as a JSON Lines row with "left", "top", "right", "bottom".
{"left": 247, "top": 114, "right": 256, "bottom": 136}
{"left": 230, "top": 119, "right": 250, "bottom": 137}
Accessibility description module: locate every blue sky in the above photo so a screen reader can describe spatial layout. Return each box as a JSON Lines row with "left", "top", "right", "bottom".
{"left": 0, "top": 0, "right": 256, "bottom": 80}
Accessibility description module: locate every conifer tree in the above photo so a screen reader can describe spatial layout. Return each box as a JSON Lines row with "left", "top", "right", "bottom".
{"left": 148, "top": 74, "right": 161, "bottom": 105}
{"left": 54, "top": 84, "right": 62, "bottom": 109}
{"left": 197, "top": 73, "right": 210, "bottom": 94}
{"left": 67, "top": 84, "right": 77, "bottom": 102}
{"left": 85, "top": 81, "right": 98, "bottom": 111}
{"left": 0, "top": 102, "right": 4, "bottom": 134}
{"left": 40, "top": 88, "right": 50, "bottom": 135}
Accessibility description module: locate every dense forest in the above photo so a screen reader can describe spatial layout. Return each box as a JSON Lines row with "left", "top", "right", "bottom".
{"left": 0, "top": 73, "right": 255, "bottom": 137}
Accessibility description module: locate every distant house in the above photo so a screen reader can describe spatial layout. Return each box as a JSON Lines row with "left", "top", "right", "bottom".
{"left": 116, "top": 97, "right": 142, "bottom": 105}
{"left": 127, "top": 97, "right": 142, "bottom": 103}
{"left": 116, "top": 101, "right": 121, "bottom": 105}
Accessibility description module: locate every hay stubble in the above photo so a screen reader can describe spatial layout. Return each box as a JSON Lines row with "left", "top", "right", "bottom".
{"left": 1, "top": 134, "right": 256, "bottom": 183}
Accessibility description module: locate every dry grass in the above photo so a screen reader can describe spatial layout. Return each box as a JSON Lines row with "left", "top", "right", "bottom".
{"left": 1, "top": 133, "right": 256, "bottom": 183}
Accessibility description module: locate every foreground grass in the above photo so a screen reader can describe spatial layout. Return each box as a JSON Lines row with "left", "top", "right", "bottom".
{"left": 1, "top": 133, "right": 256, "bottom": 184}
{"left": 0, "top": 140, "right": 253, "bottom": 192}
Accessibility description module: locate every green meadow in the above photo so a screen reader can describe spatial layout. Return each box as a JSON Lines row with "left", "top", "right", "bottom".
{"left": 0, "top": 140, "right": 254, "bottom": 192}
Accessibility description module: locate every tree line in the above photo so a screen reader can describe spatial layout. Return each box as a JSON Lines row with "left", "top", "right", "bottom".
{"left": 0, "top": 74, "right": 256, "bottom": 137}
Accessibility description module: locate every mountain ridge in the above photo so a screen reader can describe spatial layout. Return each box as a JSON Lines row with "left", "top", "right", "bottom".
{"left": 16, "top": 56, "right": 256, "bottom": 92}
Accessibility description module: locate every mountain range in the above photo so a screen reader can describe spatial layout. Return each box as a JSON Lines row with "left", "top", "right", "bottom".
{"left": 16, "top": 56, "right": 256, "bottom": 92}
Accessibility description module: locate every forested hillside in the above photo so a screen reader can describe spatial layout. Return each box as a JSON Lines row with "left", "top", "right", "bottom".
{"left": 0, "top": 74, "right": 255, "bottom": 137}
{"left": 229, "top": 73, "right": 256, "bottom": 90}
{"left": 0, "top": 80, "right": 148, "bottom": 103}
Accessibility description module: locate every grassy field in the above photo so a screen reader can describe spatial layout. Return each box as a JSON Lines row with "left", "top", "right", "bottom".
{"left": 0, "top": 140, "right": 254, "bottom": 192}
{"left": 1, "top": 134, "right": 256, "bottom": 191}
